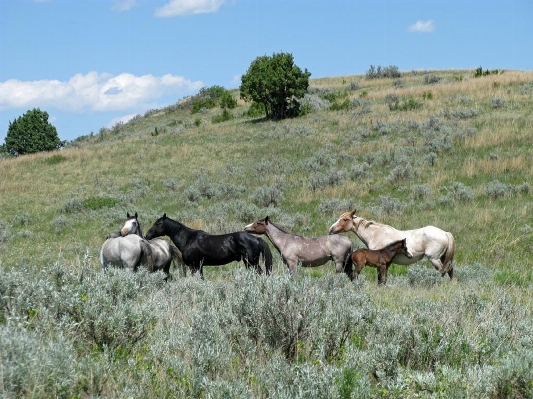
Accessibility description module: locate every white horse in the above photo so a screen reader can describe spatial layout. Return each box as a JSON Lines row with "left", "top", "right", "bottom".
{"left": 329, "top": 210, "right": 455, "bottom": 278}
{"left": 100, "top": 231, "right": 153, "bottom": 273}
{"left": 118, "top": 212, "right": 185, "bottom": 278}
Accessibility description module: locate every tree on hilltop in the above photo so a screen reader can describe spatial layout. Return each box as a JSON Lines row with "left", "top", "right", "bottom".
{"left": 3, "top": 108, "right": 64, "bottom": 156}
{"left": 240, "top": 52, "right": 311, "bottom": 120}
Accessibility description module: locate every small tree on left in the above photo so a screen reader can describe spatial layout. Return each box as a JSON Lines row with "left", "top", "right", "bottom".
{"left": 3, "top": 108, "right": 64, "bottom": 156}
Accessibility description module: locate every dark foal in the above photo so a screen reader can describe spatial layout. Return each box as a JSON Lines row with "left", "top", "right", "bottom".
{"left": 350, "top": 238, "right": 412, "bottom": 285}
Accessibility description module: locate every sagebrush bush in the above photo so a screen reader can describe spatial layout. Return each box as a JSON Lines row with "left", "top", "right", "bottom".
{"left": 485, "top": 179, "right": 508, "bottom": 199}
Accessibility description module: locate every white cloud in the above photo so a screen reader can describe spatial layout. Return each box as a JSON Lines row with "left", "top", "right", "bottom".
{"left": 112, "top": 0, "right": 138, "bottom": 12}
{"left": 0, "top": 72, "right": 204, "bottom": 113}
{"left": 106, "top": 113, "right": 138, "bottom": 128}
{"left": 155, "top": 0, "right": 226, "bottom": 17}
{"left": 408, "top": 20, "right": 435, "bottom": 33}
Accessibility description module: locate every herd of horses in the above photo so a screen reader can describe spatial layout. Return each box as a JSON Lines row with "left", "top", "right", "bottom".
{"left": 100, "top": 210, "right": 455, "bottom": 285}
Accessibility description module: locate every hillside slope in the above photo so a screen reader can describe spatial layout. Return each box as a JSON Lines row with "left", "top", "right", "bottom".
{"left": 1, "top": 69, "right": 532, "bottom": 281}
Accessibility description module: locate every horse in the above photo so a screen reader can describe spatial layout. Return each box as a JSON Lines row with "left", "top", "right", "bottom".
{"left": 244, "top": 216, "right": 354, "bottom": 279}
{"left": 329, "top": 210, "right": 455, "bottom": 278}
{"left": 119, "top": 212, "right": 185, "bottom": 278}
{"left": 350, "top": 238, "right": 412, "bottom": 285}
{"left": 100, "top": 216, "right": 154, "bottom": 273}
{"left": 144, "top": 213, "right": 273, "bottom": 279}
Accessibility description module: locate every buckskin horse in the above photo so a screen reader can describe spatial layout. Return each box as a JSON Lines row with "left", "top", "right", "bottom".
{"left": 329, "top": 210, "right": 455, "bottom": 279}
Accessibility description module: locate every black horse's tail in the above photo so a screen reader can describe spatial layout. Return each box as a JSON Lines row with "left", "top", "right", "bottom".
{"left": 259, "top": 238, "right": 273, "bottom": 275}
{"left": 344, "top": 245, "right": 354, "bottom": 281}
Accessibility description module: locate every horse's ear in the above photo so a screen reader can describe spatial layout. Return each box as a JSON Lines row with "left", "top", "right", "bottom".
{"left": 350, "top": 210, "right": 356, "bottom": 217}
{"left": 127, "top": 212, "right": 131, "bottom": 218}
{"left": 163, "top": 213, "right": 167, "bottom": 219}
{"left": 135, "top": 212, "right": 138, "bottom": 219}
{"left": 265, "top": 216, "right": 269, "bottom": 224}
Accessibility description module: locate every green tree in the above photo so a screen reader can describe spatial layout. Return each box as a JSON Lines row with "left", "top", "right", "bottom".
{"left": 240, "top": 52, "right": 311, "bottom": 120}
{"left": 4, "top": 108, "right": 64, "bottom": 156}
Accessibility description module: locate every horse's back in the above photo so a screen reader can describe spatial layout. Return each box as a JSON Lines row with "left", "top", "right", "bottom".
{"left": 100, "top": 235, "right": 145, "bottom": 268}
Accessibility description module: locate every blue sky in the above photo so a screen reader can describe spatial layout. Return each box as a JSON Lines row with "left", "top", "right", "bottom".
{"left": 1, "top": 0, "right": 531, "bottom": 143}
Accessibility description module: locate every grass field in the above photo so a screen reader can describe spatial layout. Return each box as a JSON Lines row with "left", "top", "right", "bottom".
{"left": 1, "top": 68, "right": 532, "bottom": 398}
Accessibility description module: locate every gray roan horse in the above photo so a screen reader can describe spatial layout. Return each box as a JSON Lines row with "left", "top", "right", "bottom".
{"left": 100, "top": 212, "right": 182, "bottom": 277}
{"left": 118, "top": 212, "right": 184, "bottom": 277}
{"left": 100, "top": 217, "right": 153, "bottom": 273}
{"left": 244, "top": 216, "right": 354, "bottom": 279}
{"left": 329, "top": 210, "right": 455, "bottom": 278}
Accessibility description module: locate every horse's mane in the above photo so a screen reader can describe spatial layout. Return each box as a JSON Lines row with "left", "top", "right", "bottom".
{"left": 268, "top": 220, "right": 304, "bottom": 238}
{"left": 355, "top": 217, "right": 385, "bottom": 230}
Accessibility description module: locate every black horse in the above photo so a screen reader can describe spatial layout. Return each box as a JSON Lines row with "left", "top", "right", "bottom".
{"left": 145, "top": 214, "right": 273, "bottom": 279}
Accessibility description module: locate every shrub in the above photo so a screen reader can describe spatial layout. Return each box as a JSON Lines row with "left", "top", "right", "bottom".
{"left": 411, "top": 184, "right": 434, "bottom": 200}
{"left": 439, "top": 182, "right": 476, "bottom": 204}
{"left": 308, "top": 169, "right": 346, "bottom": 191}
{"left": 365, "top": 65, "right": 401, "bottom": 79}
{"left": 387, "top": 163, "right": 414, "bottom": 184}
{"left": 44, "top": 154, "right": 67, "bottom": 165}
{"left": 0, "top": 326, "right": 78, "bottom": 399}
{"left": 485, "top": 179, "right": 508, "bottom": 199}
{"left": 219, "top": 91, "right": 237, "bottom": 109}
{"left": 84, "top": 196, "right": 118, "bottom": 210}
{"left": 246, "top": 101, "right": 265, "bottom": 117}
{"left": 52, "top": 215, "right": 70, "bottom": 234}
{"left": 240, "top": 52, "right": 311, "bottom": 120}
{"left": 424, "top": 74, "right": 441, "bottom": 84}
{"left": 350, "top": 162, "right": 372, "bottom": 180}
{"left": 4, "top": 108, "right": 64, "bottom": 156}
{"left": 474, "top": 66, "right": 501, "bottom": 78}
{"left": 212, "top": 109, "right": 234, "bottom": 123}
{"left": 250, "top": 184, "right": 284, "bottom": 207}
{"left": 491, "top": 97, "right": 507, "bottom": 109}
{"left": 316, "top": 198, "right": 355, "bottom": 214}
{"left": 377, "top": 195, "right": 407, "bottom": 216}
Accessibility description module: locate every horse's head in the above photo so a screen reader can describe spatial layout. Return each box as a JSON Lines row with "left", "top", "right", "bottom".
{"left": 244, "top": 216, "right": 269, "bottom": 235}
{"left": 145, "top": 213, "right": 167, "bottom": 240}
{"left": 399, "top": 238, "right": 413, "bottom": 258}
{"left": 121, "top": 212, "right": 141, "bottom": 236}
{"left": 329, "top": 210, "right": 356, "bottom": 234}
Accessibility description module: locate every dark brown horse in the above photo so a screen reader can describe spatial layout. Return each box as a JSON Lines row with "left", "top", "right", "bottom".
{"left": 350, "top": 238, "right": 412, "bottom": 285}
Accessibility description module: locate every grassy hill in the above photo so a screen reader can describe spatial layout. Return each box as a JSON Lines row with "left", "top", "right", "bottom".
{"left": 1, "top": 69, "right": 533, "bottom": 398}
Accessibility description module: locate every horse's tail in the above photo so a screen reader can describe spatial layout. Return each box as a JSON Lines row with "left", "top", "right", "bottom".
{"left": 442, "top": 232, "right": 455, "bottom": 278}
{"left": 344, "top": 245, "right": 354, "bottom": 280}
{"left": 99, "top": 245, "right": 107, "bottom": 273}
{"left": 259, "top": 238, "right": 273, "bottom": 275}
{"left": 140, "top": 239, "right": 154, "bottom": 272}
{"left": 169, "top": 244, "right": 187, "bottom": 277}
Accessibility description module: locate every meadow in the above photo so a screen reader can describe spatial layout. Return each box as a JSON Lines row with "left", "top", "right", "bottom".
{"left": 1, "top": 68, "right": 532, "bottom": 398}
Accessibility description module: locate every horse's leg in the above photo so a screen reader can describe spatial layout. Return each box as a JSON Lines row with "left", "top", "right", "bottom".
{"left": 447, "top": 266, "right": 454, "bottom": 279}
{"left": 353, "top": 260, "right": 365, "bottom": 281}
{"left": 429, "top": 257, "right": 446, "bottom": 276}
{"left": 163, "top": 260, "right": 171, "bottom": 281}
{"left": 378, "top": 264, "right": 387, "bottom": 285}
{"left": 286, "top": 258, "right": 298, "bottom": 277}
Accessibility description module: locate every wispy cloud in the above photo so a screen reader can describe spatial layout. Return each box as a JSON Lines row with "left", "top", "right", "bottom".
{"left": 112, "top": 0, "right": 138, "bottom": 12}
{"left": 0, "top": 72, "right": 203, "bottom": 112}
{"left": 155, "top": 0, "right": 226, "bottom": 17}
{"left": 408, "top": 20, "right": 435, "bottom": 33}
